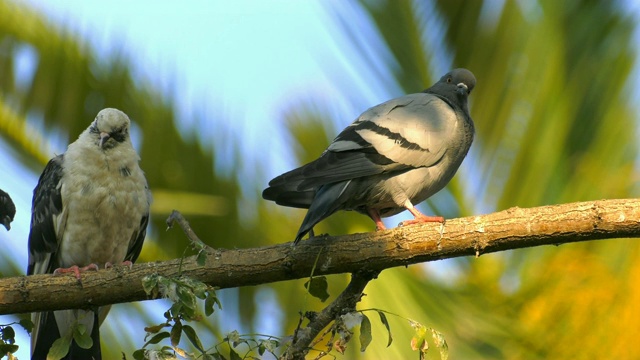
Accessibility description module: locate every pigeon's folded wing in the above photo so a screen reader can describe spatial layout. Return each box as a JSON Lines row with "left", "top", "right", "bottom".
{"left": 266, "top": 93, "right": 455, "bottom": 192}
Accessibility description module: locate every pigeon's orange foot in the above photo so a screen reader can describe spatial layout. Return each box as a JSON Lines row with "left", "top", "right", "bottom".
{"left": 367, "top": 208, "right": 387, "bottom": 231}
{"left": 400, "top": 215, "right": 445, "bottom": 227}
{"left": 53, "top": 264, "right": 99, "bottom": 281}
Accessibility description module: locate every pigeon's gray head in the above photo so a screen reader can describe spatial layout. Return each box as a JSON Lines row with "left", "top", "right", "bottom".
{"left": 89, "top": 108, "right": 131, "bottom": 149}
{"left": 425, "top": 68, "right": 476, "bottom": 110}
{"left": 439, "top": 68, "right": 476, "bottom": 96}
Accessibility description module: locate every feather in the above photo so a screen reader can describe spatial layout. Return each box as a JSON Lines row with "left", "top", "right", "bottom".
{"left": 263, "top": 69, "right": 477, "bottom": 243}
{"left": 0, "top": 189, "right": 16, "bottom": 231}
{"left": 28, "top": 108, "right": 151, "bottom": 360}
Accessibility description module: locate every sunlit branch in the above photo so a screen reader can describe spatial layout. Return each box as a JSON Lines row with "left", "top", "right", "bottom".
{"left": 1, "top": 198, "right": 639, "bottom": 315}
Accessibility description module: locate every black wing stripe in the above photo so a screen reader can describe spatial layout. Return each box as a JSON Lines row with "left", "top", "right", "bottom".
{"left": 354, "top": 120, "right": 430, "bottom": 152}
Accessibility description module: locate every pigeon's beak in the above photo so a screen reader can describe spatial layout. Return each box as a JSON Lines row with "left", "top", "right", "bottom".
{"left": 99, "top": 132, "right": 111, "bottom": 148}
{"left": 1, "top": 216, "right": 10, "bottom": 231}
{"left": 456, "top": 82, "right": 469, "bottom": 95}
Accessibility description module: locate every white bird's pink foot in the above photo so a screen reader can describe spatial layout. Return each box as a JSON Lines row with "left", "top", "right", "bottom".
{"left": 53, "top": 264, "right": 99, "bottom": 281}
{"left": 105, "top": 260, "right": 133, "bottom": 269}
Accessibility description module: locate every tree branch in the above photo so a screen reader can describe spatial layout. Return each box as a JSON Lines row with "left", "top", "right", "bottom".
{"left": 1, "top": 198, "right": 639, "bottom": 315}
{"left": 282, "top": 270, "right": 378, "bottom": 359}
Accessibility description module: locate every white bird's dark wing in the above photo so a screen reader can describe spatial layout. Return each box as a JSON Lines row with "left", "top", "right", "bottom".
{"left": 27, "top": 155, "right": 65, "bottom": 275}
{"left": 125, "top": 191, "right": 150, "bottom": 263}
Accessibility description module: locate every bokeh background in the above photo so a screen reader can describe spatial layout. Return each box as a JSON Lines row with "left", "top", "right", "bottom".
{"left": 1, "top": 0, "right": 640, "bottom": 359}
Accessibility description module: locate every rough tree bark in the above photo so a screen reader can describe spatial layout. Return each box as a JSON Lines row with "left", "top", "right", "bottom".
{"left": 1, "top": 198, "right": 638, "bottom": 316}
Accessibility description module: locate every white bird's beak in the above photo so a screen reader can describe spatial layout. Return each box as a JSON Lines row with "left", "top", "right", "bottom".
{"left": 99, "top": 132, "right": 110, "bottom": 148}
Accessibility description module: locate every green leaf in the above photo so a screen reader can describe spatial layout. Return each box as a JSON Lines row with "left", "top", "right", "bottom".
{"left": 377, "top": 311, "right": 393, "bottom": 347}
{"left": 144, "top": 331, "right": 171, "bottom": 347}
{"left": 72, "top": 324, "right": 93, "bottom": 349}
{"left": 142, "top": 274, "right": 159, "bottom": 296}
{"left": 19, "top": 318, "right": 34, "bottom": 334}
{"left": 431, "top": 329, "right": 449, "bottom": 360}
{"left": 229, "top": 347, "right": 242, "bottom": 360}
{"left": 210, "top": 353, "right": 227, "bottom": 360}
{"left": 0, "top": 344, "right": 19, "bottom": 355}
{"left": 177, "top": 285, "right": 197, "bottom": 311}
{"left": 182, "top": 325, "right": 206, "bottom": 353}
{"left": 169, "top": 302, "right": 183, "bottom": 318}
{"left": 359, "top": 314, "right": 372, "bottom": 352}
{"left": 304, "top": 276, "right": 330, "bottom": 302}
{"left": 196, "top": 249, "right": 207, "bottom": 266}
{"left": 205, "top": 293, "right": 216, "bottom": 316}
{"left": 47, "top": 332, "right": 72, "bottom": 360}
{"left": 132, "top": 349, "right": 146, "bottom": 360}
{"left": 192, "top": 281, "right": 208, "bottom": 299}
{"left": 256, "top": 339, "right": 279, "bottom": 356}
{"left": 170, "top": 320, "right": 182, "bottom": 347}
{"left": 144, "top": 322, "right": 170, "bottom": 334}
{"left": 1, "top": 325, "right": 15, "bottom": 343}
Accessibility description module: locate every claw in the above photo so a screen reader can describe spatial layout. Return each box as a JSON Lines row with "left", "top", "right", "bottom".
{"left": 105, "top": 260, "right": 134, "bottom": 270}
{"left": 53, "top": 264, "right": 99, "bottom": 283}
{"left": 400, "top": 200, "right": 445, "bottom": 227}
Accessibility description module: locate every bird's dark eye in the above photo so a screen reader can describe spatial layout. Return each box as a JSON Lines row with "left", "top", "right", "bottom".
{"left": 111, "top": 127, "right": 128, "bottom": 143}
{"left": 89, "top": 121, "right": 99, "bottom": 134}
{"left": 447, "top": 77, "right": 452, "bottom": 83}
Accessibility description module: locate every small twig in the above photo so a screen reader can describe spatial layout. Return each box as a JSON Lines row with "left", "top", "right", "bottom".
{"left": 308, "top": 323, "right": 335, "bottom": 350}
{"left": 166, "top": 210, "right": 208, "bottom": 250}
{"left": 281, "top": 270, "right": 379, "bottom": 360}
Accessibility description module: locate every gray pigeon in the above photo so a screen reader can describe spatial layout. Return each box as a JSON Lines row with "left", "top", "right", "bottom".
{"left": 28, "top": 108, "right": 151, "bottom": 359}
{"left": 0, "top": 189, "right": 15, "bottom": 231}
{"left": 263, "top": 68, "right": 476, "bottom": 244}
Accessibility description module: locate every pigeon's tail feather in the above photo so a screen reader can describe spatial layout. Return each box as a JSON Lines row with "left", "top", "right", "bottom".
{"left": 294, "top": 180, "right": 353, "bottom": 244}
{"left": 275, "top": 191, "right": 315, "bottom": 209}
{"left": 262, "top": 183, "right": 315, "bottom": 209}
{"left": 32, "top": 310, "right": 102, "bottom": 360}
{"left": 266, "top": 164, "right": 310, "bottom": 188}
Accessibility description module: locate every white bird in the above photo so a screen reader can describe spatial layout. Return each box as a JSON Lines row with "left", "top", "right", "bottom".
{"left": 263, "top": 69, "right": 476, "bottom": 244}
{"left": 28, "top": 108, "right": 151, "bottom": 359}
